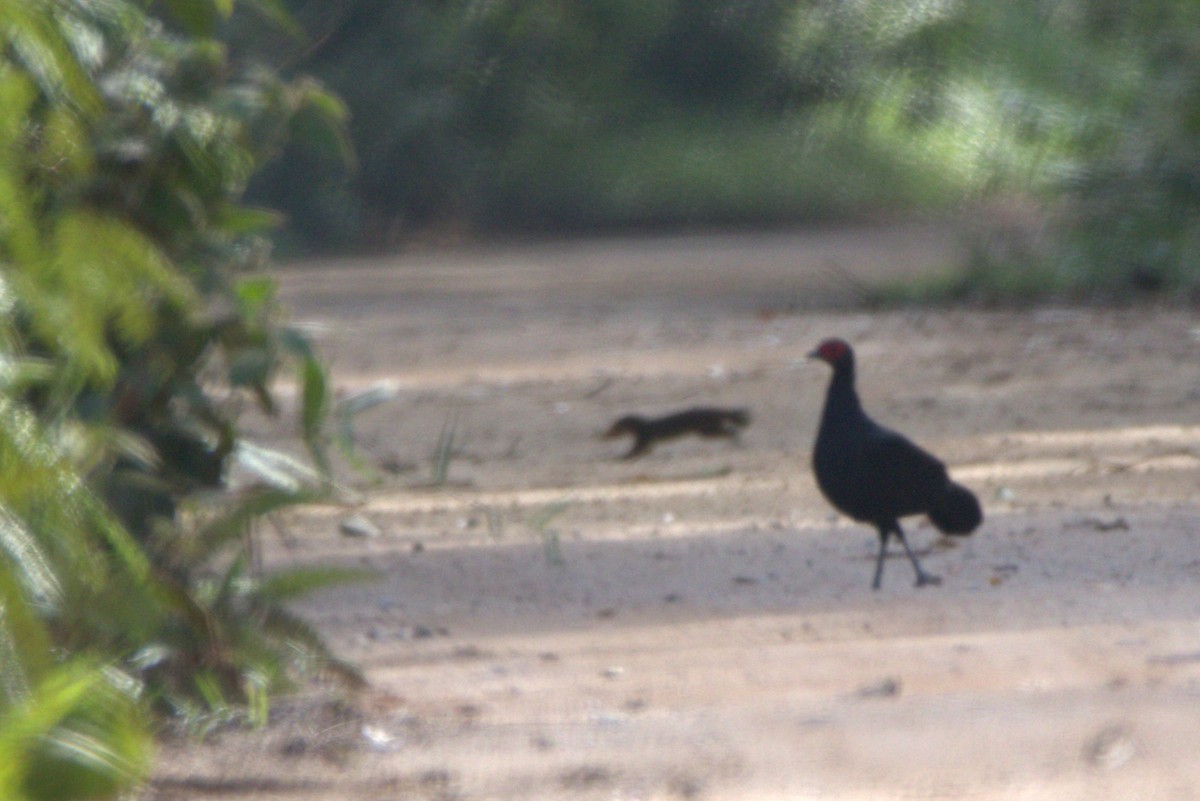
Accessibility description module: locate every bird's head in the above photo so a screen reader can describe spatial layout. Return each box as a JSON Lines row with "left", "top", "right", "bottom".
{"left": 807, "top": 337, "right": 853, "bottom": 367}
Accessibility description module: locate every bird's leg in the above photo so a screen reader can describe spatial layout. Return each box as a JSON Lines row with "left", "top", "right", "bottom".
{"left": 871, "top": 527, "right": 891, "bottom": 590}
{"left": 893, "top": 523, "right": 942, "bottom": 587}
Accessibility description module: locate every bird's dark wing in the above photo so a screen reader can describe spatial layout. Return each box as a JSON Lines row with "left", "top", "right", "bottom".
{"left": 857, "top": 423, "right": 950, "bottom": 518}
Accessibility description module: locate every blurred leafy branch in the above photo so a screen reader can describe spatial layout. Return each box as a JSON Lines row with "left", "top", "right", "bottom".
{"left": 1, "top": 0, "right": 357, "bottom": 797}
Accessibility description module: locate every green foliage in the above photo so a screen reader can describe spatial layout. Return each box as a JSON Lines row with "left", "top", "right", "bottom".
{"left": 1049, "top": 3, "right": 1200, "bottom": 294}
{"left": 0, "top": 659, "right": 151, "bottom": 801}
{"left": 529, "top": 500, "right": 570, "bottom": 568}
{"left": 429, "top": 407, "right": 461, "bottom": 487}
{"left": 1, "top": 1, "right": 356, "bottom": 796}
{"left": 882, "top": 1, "right": 1200, "bottom": 298}
{"left": 486, "top": 105, "right": 982, "bottom": 232}
{"left": 236, "top": 0, "right": 1033, "bottom": 247}
{"left": 244, "top": 0, "right": 1200, "bottom": 300}
{"left": 329, "top": 382, "right": 402, "bottom": 477}
{"left": 0, "top": 395, "right": 156, "bottom": 799}
{"left": 239, "top": 0, "right": 968, "bottom": 245}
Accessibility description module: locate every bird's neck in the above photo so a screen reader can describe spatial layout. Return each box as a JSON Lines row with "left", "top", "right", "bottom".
{"left": 821, "top": 362, "right": 864, "bottom": 424}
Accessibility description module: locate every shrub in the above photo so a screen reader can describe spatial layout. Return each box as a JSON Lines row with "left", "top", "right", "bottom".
{"left": 1, "top": 2, "right": 356, "bottom": 795}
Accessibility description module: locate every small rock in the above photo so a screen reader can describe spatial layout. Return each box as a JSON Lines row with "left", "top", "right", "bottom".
{"left": 1146, "top": 650, "right": 1200, "bottom": 666}
{"left": 360, "top": 724, "right": 400, "bottom": 752}
{"left": 587, "top": 712, "right": 626, "bottom": 727}
{"left": 340, "top": 514, "right": 381, "bottom": 538}
{"left": 280, "top": 737, "right": 308, "bottom": 757}
{"left": 379, "top": 455, "right": 414, "bottom": 475}
{"left": 668, "top": 774, "right": 704, "bottom": 799}
{"left": 1084, "top": 516, "right": 1130, "bottom": 532}
{"left": 419, "top": 769, "right": 452, "bottom": 788}
{"left": 451, "top": 644, "right": 485, "bottom": 660}
{"left": 856, "top": 677, "right": 901, "bottom": 698}
{"left": 455, "top": 703, "right": 482, "bottom": 720}
{"left": 1085, "top": 724, "right": 1136, "bottom": 769}
{"left": 990, "top": 563, "right": 1019, "bottom": 586}
{"left": 560, "top": 765, "right": 613, "bottom": 789}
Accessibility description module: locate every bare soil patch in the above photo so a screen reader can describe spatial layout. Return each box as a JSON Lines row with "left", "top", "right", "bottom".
{"left": 147, "top": 223, "right": 1200, "bottom": 801}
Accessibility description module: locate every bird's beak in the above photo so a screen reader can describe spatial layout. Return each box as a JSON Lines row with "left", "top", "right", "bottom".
{"left": 806, "top": 348, "right": 821, "bottom": 360}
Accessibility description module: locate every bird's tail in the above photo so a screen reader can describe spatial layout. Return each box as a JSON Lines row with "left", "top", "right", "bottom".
{"left": 929, "top": 481, "right": 982, "bottom": 535}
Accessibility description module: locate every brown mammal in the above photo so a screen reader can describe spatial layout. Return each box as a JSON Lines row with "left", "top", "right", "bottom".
{"left": 604, "top": 407, "right": 750, "bottom": 459}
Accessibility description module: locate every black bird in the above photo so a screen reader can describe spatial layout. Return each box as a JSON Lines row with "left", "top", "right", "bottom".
{"left": 808, "top": 338, "right": 982, "bottom": 589}
{"left": 605, "top": 407, "right": 750, "bottom": 459}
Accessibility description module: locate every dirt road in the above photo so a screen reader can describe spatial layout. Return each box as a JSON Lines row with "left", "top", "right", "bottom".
{"left": 149, "top": 223, "right": 1200, "bottom": 800}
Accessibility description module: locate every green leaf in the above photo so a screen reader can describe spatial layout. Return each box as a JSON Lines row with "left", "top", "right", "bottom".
{"left": 189, "top": 485, "right": 328, "bottom": 563}
{"left": 298, "top": 354, "right": 328, "bottom": 468}
{"left": 333, "top": 382, "right": 400, "bottom": 418}
{"left": 233, "top": 276, "right": 277, "bottom": 317}
{"left": 232, "top": 441, "right": 324, "bottom": 492}
{"left": 290, "top": 84, "right": 356, "bottom": 167}
{"left": 216, "top": 205, "right": 285, "bottom": 235}
{"left": 227, "top": 347, "right": 272, "bottom": 387}
{"left": 158, "top": 0, "right": 219, "bottom": 37}
{"left": 0, "top": 356, "right": 55, "bottom": 395}
{"left": 256, "top": 564, "right": 376, "bottom": 604}
{"left": 240, "top": 0, "right": 304, "bottom": 39}
{"left": 0, "top": 663, "right": 151, "bottom": 801}
{"left": 332, "top": 382, "right": 400, "bottom": 477}
{"left": 257, "top": 605, "right": 365, "bottom": 688}
{"left": 277, "top": 325, "right": 316, "bottom": 360}
{"left": 0, "top": 567, "right": 51, "bottom": 687}
{"left": 0, "top": 509, "right": 62, "bottom": 608}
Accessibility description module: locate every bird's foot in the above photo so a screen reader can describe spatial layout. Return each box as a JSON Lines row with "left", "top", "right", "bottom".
{"left": 915, "top": 573, "right": 942, "bottom": 588}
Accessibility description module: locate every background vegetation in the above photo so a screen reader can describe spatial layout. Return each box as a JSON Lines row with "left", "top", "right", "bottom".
{"left": 242, "top": 0, "right": 1200, "bottom": 297}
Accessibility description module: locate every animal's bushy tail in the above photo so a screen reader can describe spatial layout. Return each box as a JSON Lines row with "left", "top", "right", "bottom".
{"left": 929, "top": 481, "right": 982, "bottom": 535}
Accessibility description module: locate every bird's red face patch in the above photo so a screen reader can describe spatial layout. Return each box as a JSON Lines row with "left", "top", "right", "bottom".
{"left": 810, "top": 338, "right": 851, "bottom": 365}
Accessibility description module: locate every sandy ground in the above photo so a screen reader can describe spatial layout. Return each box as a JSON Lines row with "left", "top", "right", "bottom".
{"left": 147, "top": 223, "right": 1200, "bottom": 800}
